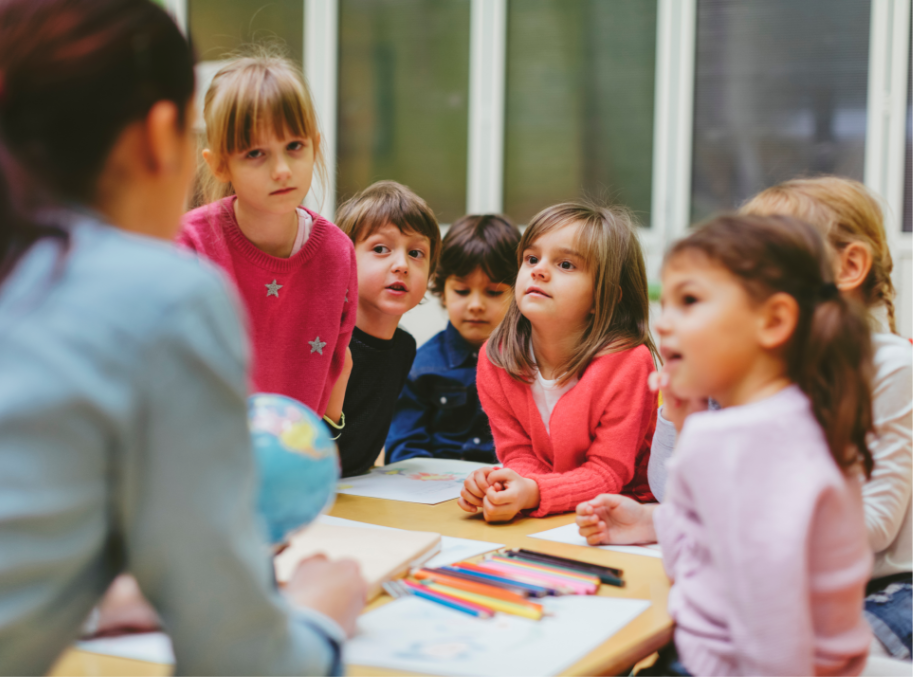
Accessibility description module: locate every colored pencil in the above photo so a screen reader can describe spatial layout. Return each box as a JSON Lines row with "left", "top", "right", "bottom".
{"left": 505, "top": 552, "right": 625, "bottom": 588}
{"left": 400, "top": 580, "right": 495, "bottom": 618}
{"left": 413, "top": 569, "right": 539, "bottom": 606}
{"left": 449, "top": 561, "right": 574, "bottom": 595}
{"left": 436, "top": 565, "right": 552, "bottom": 597}
{"left": 475, "top": 560, "right": 596, "bottom": 595}
{"left": 422, "top": 583, "right": 544, "bottom": 620}
{"left": 507, "top": 548, "right": 624, "bottom": 580}
{"left": 489, "top": 555, "right": 601, "bottom": 585}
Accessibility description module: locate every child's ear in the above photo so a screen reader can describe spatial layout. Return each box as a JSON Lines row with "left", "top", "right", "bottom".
{"left": 835, "top": 242, "right": 872, "bottom": 295}
{"left": 757, "top": 292, "right": 798, "bottom": 350}
{"left": 201, "top": 148, "right": 231, "bottom": 183}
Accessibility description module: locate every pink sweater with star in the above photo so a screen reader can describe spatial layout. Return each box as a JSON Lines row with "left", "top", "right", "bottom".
{"left": 477, "top": 342, "right": 656, "bottom": 517}
{"left": 177, "top": 197, "right": 357, "bottom": 416}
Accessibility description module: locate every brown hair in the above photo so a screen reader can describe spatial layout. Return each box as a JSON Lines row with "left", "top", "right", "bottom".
{"left": 0, "top": 0, "right": 194, "bottom": 281}
{"left": 487, "top": 201, "right": 658, "bottom": 386}
{"left": 430, "top": 214, "right": 520, "bottom": 296}
{"left": 197, "top": 48, "right": 326, "bottom": 206}
{"left": 668, "top": 214, "right": 875, "bottom": 477}
{"left": 740, "top": 176, "right": 897, "bottom": 333}
{"left": 336, "top": 180, "right": 442, "bottom": 274}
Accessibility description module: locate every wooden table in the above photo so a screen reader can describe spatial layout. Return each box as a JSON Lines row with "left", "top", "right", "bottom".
{"left": 50, "top": 495, "right": 672, "bottom": 676}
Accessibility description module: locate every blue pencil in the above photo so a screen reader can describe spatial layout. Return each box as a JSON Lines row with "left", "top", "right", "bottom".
{"left": 406, "top": 585, "right": 494, "bottom": 618}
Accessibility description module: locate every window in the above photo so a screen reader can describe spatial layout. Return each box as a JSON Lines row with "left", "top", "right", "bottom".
{"left": 188, "top": 0, "right": 304, "bottom": 64}
{"left": 691, "top": 0, "right": 871, "bottom": 222}
{"left": 503, "top": 0, "right": 657, "bottom": 226}
{"left": 336, "top": 0, "right": 471, "bottom": 224}
{"left": 903, "top": 38, "right": 912, "bottom": 233}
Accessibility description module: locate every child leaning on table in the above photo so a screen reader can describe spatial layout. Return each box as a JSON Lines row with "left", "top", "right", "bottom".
{"left": 634, "top": 214, "right": 873, "bottom": 676}
{"left": 458, "top": 201, "right": 658, "bottom": 522}
{"left": 335, "top": 181, "right": 442, "bottom": 477}
{"left": 385, "top": 214, "right": 520, "bottom": 464}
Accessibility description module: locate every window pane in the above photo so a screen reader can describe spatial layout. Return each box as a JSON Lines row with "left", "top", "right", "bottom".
{"left": 188, "top": 0, "right": 304, "bottom": 64}
{"left": 903, "top": 38, "right": 911, "bottom": 233}
{"left": 337, "top": 0, "right": 470, "bottom": 224}
{"left": 691, "top": 0, "right": 870, "bottom": 222}
{"left": 504, "top": 0, "right": 657, "bottom": 226}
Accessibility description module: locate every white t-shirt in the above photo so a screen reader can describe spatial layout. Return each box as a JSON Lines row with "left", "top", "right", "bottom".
{"left": 530, "top": 372, "right": 578, "bottom": 434}
{"left": 289, "top": 208, "right": 313, "bottom": 256}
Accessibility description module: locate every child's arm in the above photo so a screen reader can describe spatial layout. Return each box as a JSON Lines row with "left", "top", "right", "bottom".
{"left": 384, "top": 375, "right": 434, "bottom": 463}
{"left": 325, "top": 246, "right": 358, "bottom": 419}
{"left": 324, "top": 347, "right": 352, "bottom": 425}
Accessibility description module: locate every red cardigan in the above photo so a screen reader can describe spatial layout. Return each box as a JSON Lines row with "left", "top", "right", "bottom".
{"left": 177, "top": 197, "right": 357, "bottom": 416}
{"left": 477, "top": 342, "right": 657, "bottom": 516}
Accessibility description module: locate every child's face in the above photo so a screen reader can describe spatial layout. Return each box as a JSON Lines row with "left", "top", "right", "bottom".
{"left": 515, "top": 223, "right": 595, "bottom": 333}
{"left": 354, "top": 222, "right": 431, "bottom": 323}
{"left": 211, "top": 127, "right": 317, "bottom": 216}
{"left": 443, "top": 268, "right": 512, "bottom": 348}
{"left": 656, "top": 253, "right": 771, "bottom": 406}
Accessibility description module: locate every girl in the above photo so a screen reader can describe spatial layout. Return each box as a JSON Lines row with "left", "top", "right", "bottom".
{"left": 581, "top": 177, "right": 912, "bottom": 660}
{"left": 386, "top": 214, "right": 520, "bottom": 464}
{"left": 0, "top": 1, "right": 364, "bottom": 673}
{"left": 644, "top": 214, "right": 874, "bottom": 676}
{"left": 458, "top": 202, "right": 658, "bottom": 522}
{"left": 178, "top": 52, "right": 355, "bottom": 425}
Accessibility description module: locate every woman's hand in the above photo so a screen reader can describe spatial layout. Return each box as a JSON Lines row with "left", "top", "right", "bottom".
{"left": 284, "top": 554, "right": 367, "bottom": 637}
{"left": 480, "top": 468, "right": 539, "bottom": 523}
{"left": 576, "top": 494, "right": 657, "bottom": 545}
{"left": 458, "top": 466, "right": 498, "bottom": 513}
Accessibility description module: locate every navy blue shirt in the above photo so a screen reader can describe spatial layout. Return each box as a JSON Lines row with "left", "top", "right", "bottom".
{"left": 385, "top": 322, "right": 496, "bottom": 464}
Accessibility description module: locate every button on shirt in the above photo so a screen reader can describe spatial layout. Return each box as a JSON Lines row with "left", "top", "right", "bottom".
{"left": 386, "top": 323, "right": 496, "bottom": 464}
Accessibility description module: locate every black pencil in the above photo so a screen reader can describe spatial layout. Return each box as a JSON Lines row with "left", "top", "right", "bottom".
{"left": 505, "top": 548, "right": 625, "bottom": 586}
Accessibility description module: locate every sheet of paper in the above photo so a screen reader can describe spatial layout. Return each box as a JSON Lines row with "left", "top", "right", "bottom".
{"left": 77, "top": 632, "right": 174, "bottom": 665}
{"left": 315, "top": 514, "right": 502, "bottom": 567}
{"left": 346, "top": 594, "right": 650, "bottom": 677}
{"left": 529, "top": 523, "right": 663, "bottom": 559}
{"left": 336, "top": 458, "right": 497, "bottom": 504}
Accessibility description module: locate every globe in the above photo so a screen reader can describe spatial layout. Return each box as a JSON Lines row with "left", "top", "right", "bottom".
{"left": 248, "top": 393, "right": 339, "bottom": 545}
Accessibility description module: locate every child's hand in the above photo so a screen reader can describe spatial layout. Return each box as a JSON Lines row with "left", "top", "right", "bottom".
{"left": 458, "top": 466, "right": 498, "bottom": 513}
{"left": 576, "top": 494, "right": 657, "bottom": 545}
{"left": 481, "top": 468, "right": 540, "bottom": 523}
{"left": 284, "top": 554, "right": 367, "bottom": 637}
{"left": 648, "top": 370, "right": 709, "bottom": 434}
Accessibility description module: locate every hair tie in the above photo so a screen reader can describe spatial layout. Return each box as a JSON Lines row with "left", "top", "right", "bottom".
{"left": 818, "top": 282, "right": 839, "bottom": 301}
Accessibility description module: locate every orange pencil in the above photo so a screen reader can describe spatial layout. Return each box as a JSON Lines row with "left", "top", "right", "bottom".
{"left": 413, "top": 569, "right": 544, "bottom": 610}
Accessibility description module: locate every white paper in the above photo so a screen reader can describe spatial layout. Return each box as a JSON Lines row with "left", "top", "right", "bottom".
{"left": 346, "top": 595, "right": 650, "bottom": 677}
{"left": 77, "top": 632, "right": 175, "bottom": 665}
{"left": 337, "top": 458, "right": 497, "bottom": 504}
{"left": 529, "top": 523, "right": 663, "bottom": 559}
{"left": 315, "top": 514, "right": 502, "bottom": 567}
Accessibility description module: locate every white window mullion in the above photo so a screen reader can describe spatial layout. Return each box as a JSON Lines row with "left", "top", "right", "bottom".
{"left": 161, "top": 0, "right": 187, "bottom": 34}
{"left": 466, "top": 0, "right": 507, "bottom": 215}
{"left": 304, "top": 0, "right": 339, "bottom": 221}
{"left": 647, "top": 0, "right": 696, "bottom": 277}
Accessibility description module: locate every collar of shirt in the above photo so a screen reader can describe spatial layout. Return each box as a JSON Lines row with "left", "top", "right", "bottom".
{"left": 444, "top": 322, "right": 479, "bottom": 369}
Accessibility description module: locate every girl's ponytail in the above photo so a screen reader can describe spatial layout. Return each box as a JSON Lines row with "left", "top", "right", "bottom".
{"left": 796, "top": 284, "right": 874, "bottom": 477}
{"left": 668, "top": 214, "right": 875, "bottom": 477}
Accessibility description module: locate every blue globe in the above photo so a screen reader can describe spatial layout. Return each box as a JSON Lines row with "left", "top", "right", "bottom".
{"left": 248, "top": 393, "right": 339, "bottom": 545}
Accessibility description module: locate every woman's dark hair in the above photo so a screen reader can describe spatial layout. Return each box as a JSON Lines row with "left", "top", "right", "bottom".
{"left": 0, "top": 0, "right": 195, "bottom": 281}
{"left": 667, "top": 214, "right": 875, "bottom": 478}
{"left": 430, "top": 214, "right": 520, "bottom": 296}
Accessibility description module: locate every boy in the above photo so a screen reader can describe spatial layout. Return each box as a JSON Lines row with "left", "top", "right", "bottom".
{"left": 335, "top": 181, "right": 442, "bottom": 477}
{"left": 385, "top": 214, "right": 520, "bottom": 464}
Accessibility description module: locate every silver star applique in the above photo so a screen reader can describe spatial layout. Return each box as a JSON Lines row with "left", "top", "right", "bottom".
{"left": 309, "top": 336, "right": 327, "bottom": 354}
{"left": 265, "top": 279, "right": 283, "bottom": 297}
{"left": 344, "top": 288, "right": 349, "bottom": 303}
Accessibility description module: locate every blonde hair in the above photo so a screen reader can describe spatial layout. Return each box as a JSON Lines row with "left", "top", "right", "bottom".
{"left": 336, "top": 181, "right": 442, "bottom": 275}
{"left": 487, "top": 201, "right": 658, "bottom": 386}
{"left": 740, "top": 176, "right": 897, "bottom": 333}
{"left": 196, "top": 49, "right": 326, "bottom": 207}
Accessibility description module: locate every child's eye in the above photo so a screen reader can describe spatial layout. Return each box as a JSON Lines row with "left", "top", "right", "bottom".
{"left": 486, "top": 290, "right": 505, "bottom": 297}
{"left": 245, "top": 149, "right": 264, "bottom": 160}
{"left": 287, "top": 141, "right": 304, "bottom": 152}
{"left": 454, "top": 289, "right": 470, "bottom": 296}
{"left": 409, "top": 249, "right": 426, "bottom": 259}
{"left": 682, "top": 294, "right": 698, "bottom": 306}
{"left": 372, "top": 245, "right": 390, "bottom": 254}
{"left": 558, "top": 260, "right": 576, "bottom": 271}
{"left": 525, "top": 254, "right": 538, "bottom": 265}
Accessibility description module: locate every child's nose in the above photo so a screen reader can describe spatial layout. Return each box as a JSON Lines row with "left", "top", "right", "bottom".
{"left": 272, "top": 156, "right": 291, "bottom": 181}
{"left": 468, "top": 293, "right": 484, "bottom": 311}
{"left": 390, "top": 250, "right": 408, "bottom": 273}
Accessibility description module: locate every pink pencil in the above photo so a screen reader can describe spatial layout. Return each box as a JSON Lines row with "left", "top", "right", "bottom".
{"left": 472, "top": 561, "right": 596, "bottom": 595}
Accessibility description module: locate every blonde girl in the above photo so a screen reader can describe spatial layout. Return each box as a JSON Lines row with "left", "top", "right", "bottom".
{"left": 178, "top": 52, "right": 356, "bottom": 424}
{"left": 458, "top": 202, "right": 658, "bottom": 522}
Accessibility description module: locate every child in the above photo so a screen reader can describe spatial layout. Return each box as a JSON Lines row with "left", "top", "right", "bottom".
{"left": 178, "top": 53, "right": 356, "bottom": 425}
{"left": 642, "top": 214, "right": 873, "bottom": 675}
{"left": 582, "top": 177, "right": 912, "bottom": 660}
{"left": 335, "top": 181, "right": 441, "bottom": 477}
{"left": 458, "top": 202, "right": 658, "bottom": 522}
{"left": 385, "top": 214, "right": 520, "bottom": 464}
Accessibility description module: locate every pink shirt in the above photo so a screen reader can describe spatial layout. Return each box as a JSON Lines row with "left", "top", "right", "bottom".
{"left": 177, "top": 197, "right": 357, "bottom": 416}
{"left": 477, "top": 342, "right": 656, "bottom": 516}
{"left": 654, "top": 385, "right": 872, "bottom": 676}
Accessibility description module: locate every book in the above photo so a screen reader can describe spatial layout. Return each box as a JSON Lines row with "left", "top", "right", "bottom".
{"left": 274, "top": 521, "right": 442, "bottom": 600}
